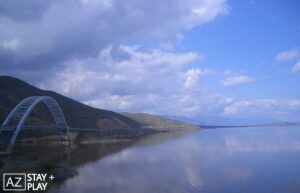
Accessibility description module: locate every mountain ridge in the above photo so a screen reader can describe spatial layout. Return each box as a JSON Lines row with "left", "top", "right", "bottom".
{"left": 0, "top": 76, "right": 199, "bottom": 133}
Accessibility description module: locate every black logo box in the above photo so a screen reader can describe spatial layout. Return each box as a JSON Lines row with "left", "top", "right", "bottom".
{"left": 2, "top": 173, "right": 26, "bottom": 191}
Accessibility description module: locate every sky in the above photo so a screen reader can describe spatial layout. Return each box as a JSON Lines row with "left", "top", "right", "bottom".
{"left": 0, "top": 0, "right": 300, "bottom": 124}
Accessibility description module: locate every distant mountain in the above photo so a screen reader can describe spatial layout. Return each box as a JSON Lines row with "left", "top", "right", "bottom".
{"left": 0, "top": 76, "right": 140, "bottom": 131}
{"left": 258, "top": 122, "right": 300, "bottom": 127}
{"left": 166, "top": 114, "right": 281, "bottom": 126}
{"left": 198, "top": 121, "right": 300, "bottom": 129}
{"left": 165, "top": 114, "right": 244, "bottom": 126}
{"left": 121, "top": 112, "right": 199, "bottom": 131}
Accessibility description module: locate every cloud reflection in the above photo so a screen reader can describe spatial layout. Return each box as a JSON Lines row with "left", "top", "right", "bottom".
{"left": 49, "top": 127, "right": 300, "bottom": 193}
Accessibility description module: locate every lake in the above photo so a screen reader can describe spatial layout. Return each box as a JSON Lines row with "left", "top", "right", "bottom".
{"left": 1, "top": 126, "right": 300, "bottom": 193}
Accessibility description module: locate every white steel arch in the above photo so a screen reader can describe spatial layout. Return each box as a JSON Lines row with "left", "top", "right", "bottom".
{"left": 1, "top": 96, "right": 71, "bottom": 154}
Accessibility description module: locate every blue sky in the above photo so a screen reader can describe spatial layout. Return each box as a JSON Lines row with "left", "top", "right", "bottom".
{"left": 181, "top": 0, "right": 300, "bottom": 100}
{"left": 0, "top": 0, "right": 299, "bottom": 124}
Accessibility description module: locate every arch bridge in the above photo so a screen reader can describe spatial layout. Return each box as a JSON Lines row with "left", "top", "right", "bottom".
{"left": 0, "top": 96, "right": 71, "bottom": 155}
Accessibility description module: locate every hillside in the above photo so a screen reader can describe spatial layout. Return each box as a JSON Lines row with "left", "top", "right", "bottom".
{"left": 121, "top": 112, "right": 200, "bottom": 131}
{"left": 0, "top": 76, "right": 140, "bottom": 131}
{"left": 0, "top": 76, "right": 199, "bottom": 136}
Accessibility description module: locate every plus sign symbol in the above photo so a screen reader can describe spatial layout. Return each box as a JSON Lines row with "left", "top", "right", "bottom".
{"left": 49, "top": 175, "right": 55, "bottom": 181}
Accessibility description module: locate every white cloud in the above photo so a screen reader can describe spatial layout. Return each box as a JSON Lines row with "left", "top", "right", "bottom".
{"left": 220, "top": 74, "right": 255, "bottom": 87}
{"left": 275, "top": 49, "right": 300, "bottom": 73}
{"left": 0, "top": 0, "right": 234, "bottom": 119}
{"left": 292, "top": 61, "right": 300, "bottom": 73}
{"left": 85, "top": 92, "right": 233, "bottom": 118}
{"left": 40, "top": 45, "right": 219, "bottom": 116}
{"left": 183, "top": 68, "right": 211, "bottom": 89}
{"left": 276, "top": 49, "right": 300, "bottom": 63}
{"left": 0, "top": 0, "right": 229, "bottom": 69}
{"left": 41, "top": 45, "right": 195, "bottom": 96}
{"left": 36, "top": 44, "right": 233, "bottom": 118}
{"left": 37, "top": 47, "right": 300, "bottom": 121}
{"left": 1, "top": 39, "right": 19, "bottom": 50}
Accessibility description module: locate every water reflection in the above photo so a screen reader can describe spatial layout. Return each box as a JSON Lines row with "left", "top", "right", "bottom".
{"left": 1, "top": 127, "right": 300, "bottom": 193}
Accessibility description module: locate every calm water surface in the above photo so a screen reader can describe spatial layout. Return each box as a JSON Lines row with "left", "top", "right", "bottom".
{"left": 2, "top": 126, "right": 300, "bottom": 193}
